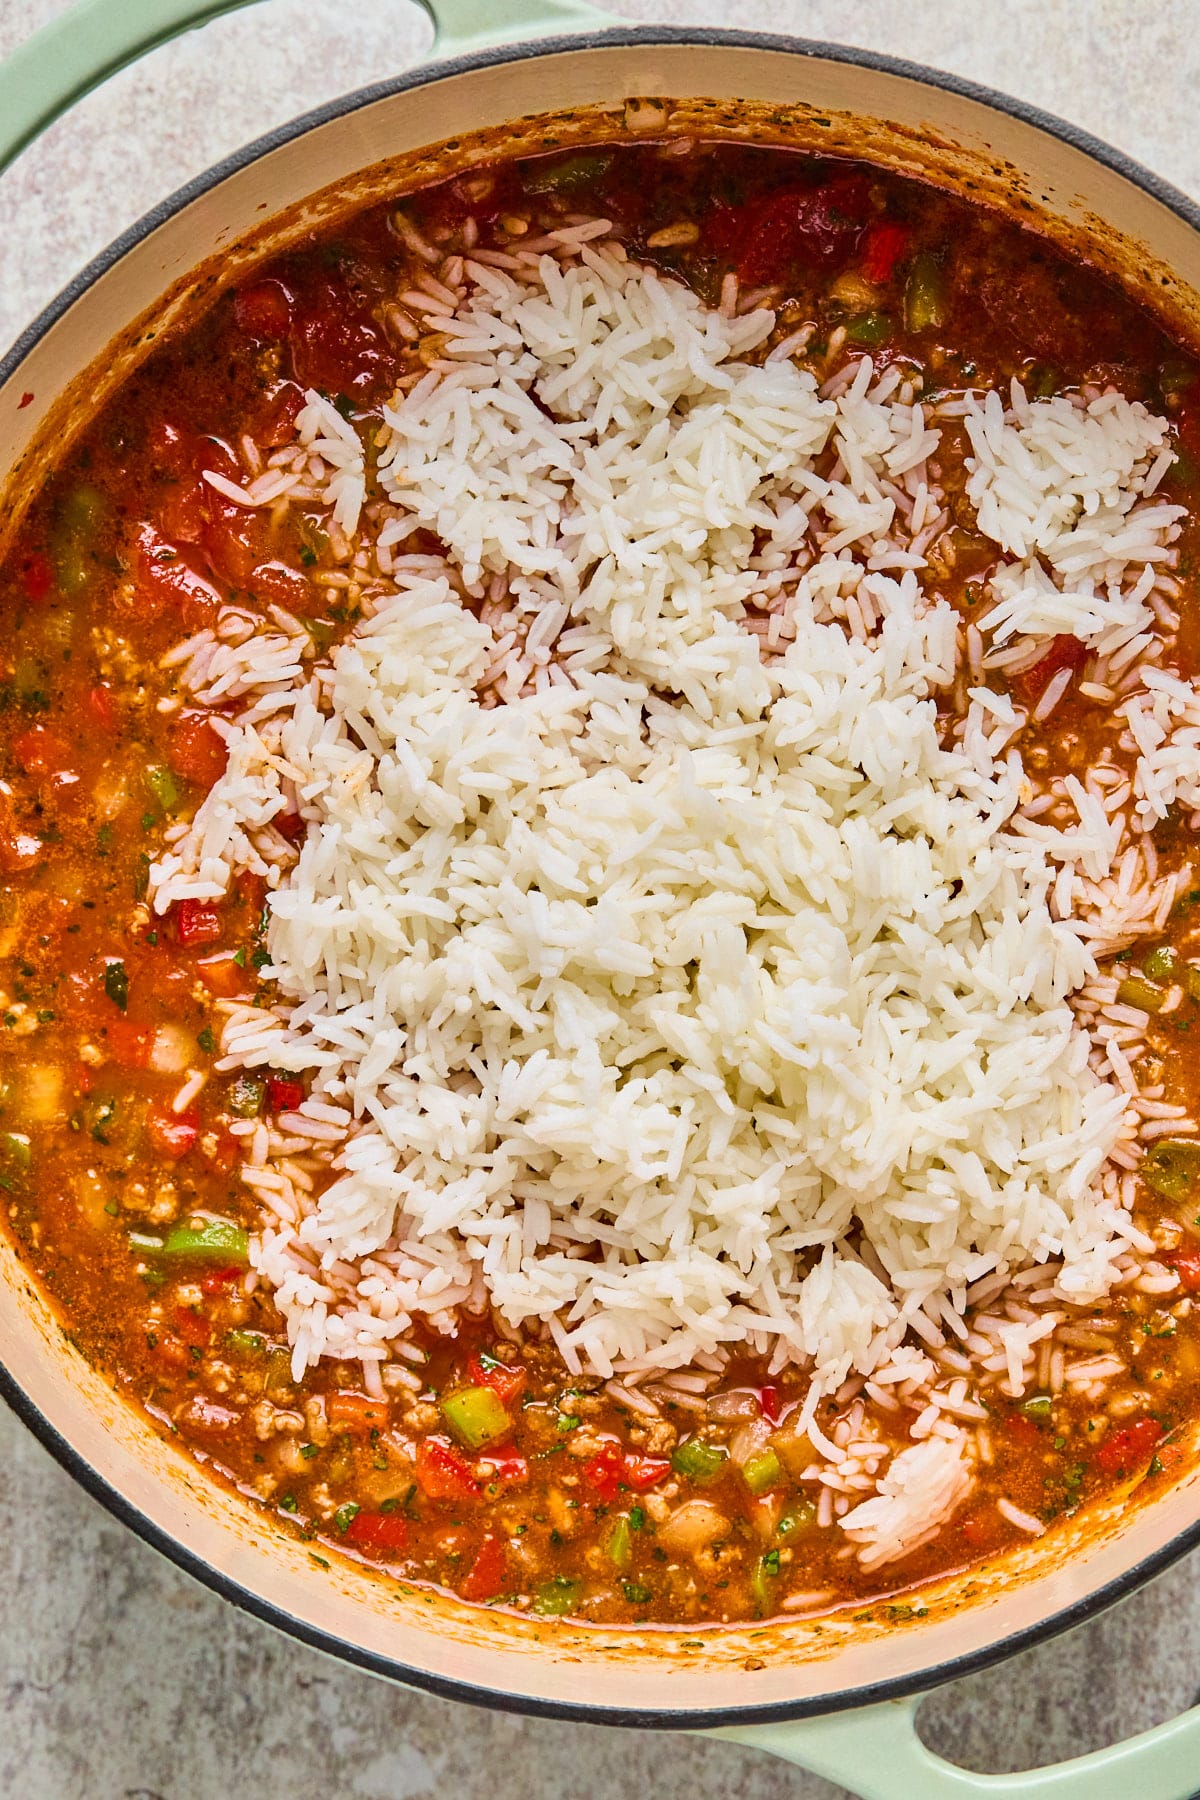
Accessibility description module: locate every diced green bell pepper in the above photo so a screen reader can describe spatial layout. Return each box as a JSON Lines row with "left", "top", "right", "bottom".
{"left": 751, "top": 1548, "right": 781, "bottom": 1615}
{"left": 13, "top": 656, "right": 47, "bottom": 701}
{"left": 522, "top": 151, "right": 613, "bottom": 194}
{"left": 144, "top": 764, "right": 182, "bottom": 814}
{"left": 533, "top": 1576, "right": 581, "bottom": 1616}
{"left": 228, "top": 1075, "right": 265, "bottom": 1118}
{"left": 441, "top": 1385, "right": 512, "bottom": 1450}
{"left": 1144, "top": 946, "right": 1180, "bottom": 982}
{"left": 607, "top": 1515, "right": 633, "bottom": 1570}
{"left": 265, "top": 1346, "right": 294, "bottom": 1395}
{"left": 904, "top": 252, "right": 946, "bottom": 333}
{"left": 1025, "top": 362, "right": 1061, "bottom": 399}
{"left": 671, "top": 1437, "right": 728, "bottom": 1484}
{"left": 158, "top": 1219, "right": 250, "bottom": 1264}
{"left": 777, "top": 1498, "right": 817, "bottom": 1537}
{"left": 51, "top": 483, "right": 109, "bottom": 595}
{"left": 0, "top": 1131, "right": 31, "bottom": 1170}
{"left": 1141, "top": 1138, "right": 1200, "bottom": 1202}
{"left": 1116, "top": 975, "right": 1165, "bottom": 1013}
{"left": 843, "top": 310, "right": 892, "bottom": 347}
{"left": 741, "top": 1447, "right": 783, "bottom": 1495}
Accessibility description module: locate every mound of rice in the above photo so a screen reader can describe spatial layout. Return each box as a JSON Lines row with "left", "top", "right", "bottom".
{"left": 149, "top": 239, "right": 1200, "bottom": 1564}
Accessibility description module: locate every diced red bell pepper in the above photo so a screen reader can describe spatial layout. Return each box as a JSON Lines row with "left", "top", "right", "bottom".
{"left": 416, "top": 1437, "right": 478, "bottom": 1502}
{"left": 20, "top": 551, "right": 54, "bottom": 604}
{"left": 197, "top": 952, "right": 247, "bottom": 998}
{"left": 622, "top": 1454, "right": 671, "bottom": 1492}
{"left": 487, "top": 1451, "right": 528, "bottom": 1489}
{"left": 343, "top": 1508, "right": 409, "bottom": 1555}
{"left": 167, "top": 710, "right": 229, "bottom": 788}
{"left": 1170, "top": 1248, "right": 1200, "bottom": 1293}
{"left": 175, "top": 900, "right": 223, "bottom": 947}
{"left": 12, "top": 724, "right": 71, "bottom": 777}
{"left": 236, "top": 870, "right": 268, "bottom": 915}
{"left": 235, "top": 279, "right": 294, "bottom": 341}
{"left": 201, "top": 1265, "right": 243, "bottom": 1296}
{"left": 209, "top": 1127, "right": 241, "bottom": 1174}
{"left": 266, "top": 1074, "right": 304, "bottom": 1114}
{"left": 581, "top": 1441, "right": 625, "bottom": 1504}
{"left": 88, "top": 684, "right": 116, "bottom": 731}
{"left": 1006, "top": 1411, "right": 1042, "bottom": 1447}
{"left": 860, "top": 220, "right": 909, "bottom": 285}
{"left": 461, "top": 1532, "right": 507, "bottom": 1601}
{"left": 1015, "top": 634, "right": 1087, "bottom": 704}
{"left": 1096, "top": 1415, "right": 1161, "bottom": 1476}
{"left": 147, "top": 1108, "right": 200, "bottom": 1160}
{"left": 105, "top": 1018, "right": 152, "bottom": 1069}
{"left": 327, "top": 1391, "right": 389, "bottom": 1435}
{"left": 757, "top": 1384, "right": 780, "bottom": 1423}
{"left": 467, "top": 1353, "right": 526, "bottom": 1407}
{"left": 174, "top": 1304, "right": 211, "bottom": 1346}
{"left": 960, "top": 1512, "right": 991, "bottom": 1548}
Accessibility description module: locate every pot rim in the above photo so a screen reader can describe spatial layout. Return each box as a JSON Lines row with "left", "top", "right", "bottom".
{"left": 4, "top": 20, "right": 1200, "bottom": 1730}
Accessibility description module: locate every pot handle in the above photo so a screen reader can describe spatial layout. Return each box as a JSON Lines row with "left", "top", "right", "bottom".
{"left": 417, "top": 0, "right": 618, "bottom": 58}
{"left": 712, "top": 1692, "right": 1200, "bottom": 1799}
{"left": 0, "top": 0, "right": 615, "bottom": 179}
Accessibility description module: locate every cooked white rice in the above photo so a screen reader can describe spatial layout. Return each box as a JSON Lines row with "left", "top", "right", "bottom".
{"left": 148, "top": 237, "right": 1200, "bottom": 1569}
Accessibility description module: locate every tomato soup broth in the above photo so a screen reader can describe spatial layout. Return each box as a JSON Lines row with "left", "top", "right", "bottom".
{"left": 4, "top": 141, "right": 1200, "bottom": 1628}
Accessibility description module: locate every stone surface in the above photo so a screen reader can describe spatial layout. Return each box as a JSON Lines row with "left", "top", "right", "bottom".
{"left": 3, "top": 3, "right": 1200, "bottom": 1795}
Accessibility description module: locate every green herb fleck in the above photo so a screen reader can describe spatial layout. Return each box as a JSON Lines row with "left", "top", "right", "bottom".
{"left": 104, "top": 960, "right": 128, "bottom": 1011}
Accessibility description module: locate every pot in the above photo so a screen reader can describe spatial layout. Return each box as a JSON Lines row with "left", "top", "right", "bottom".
{"left": 2, "top": 5, "right": 1200, "bottom": 1794}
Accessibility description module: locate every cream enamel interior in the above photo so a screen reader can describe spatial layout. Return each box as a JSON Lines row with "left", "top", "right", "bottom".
{"left": 4, "top": 33, "right": 1200, "bottom": 1718}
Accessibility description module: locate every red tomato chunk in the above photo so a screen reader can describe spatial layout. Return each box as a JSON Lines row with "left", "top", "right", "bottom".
{"left": 1095, "top": 1416, "right": 1161, "bottom": 1476}
{"left": 344, "top": 1510, "right": 408, "bottom": 1555}
{"left": 416, "top": 1438, "right": 478, "bottom": 1502}
{"left": 174, "top": 901, "right": 223, "bottom": 946}
{"left": 168, "top": 711, "right": 229, "bottom": 788}
{"left": 461, "top": 1534, "right": 507, "bottom": 1601}
{"left": 147, "top": 1109, "right": 199, "bottom": 1160}
{"left": 234, "top": 279, "right": 294, "bottom": 341}
{"left": 266, "top": 1075, "right": 304, "bottom": 1113}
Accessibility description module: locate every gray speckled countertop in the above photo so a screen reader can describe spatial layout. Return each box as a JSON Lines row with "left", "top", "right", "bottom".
{"left": 4, "top": 4, "right": 1200, "bottom": 1795}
